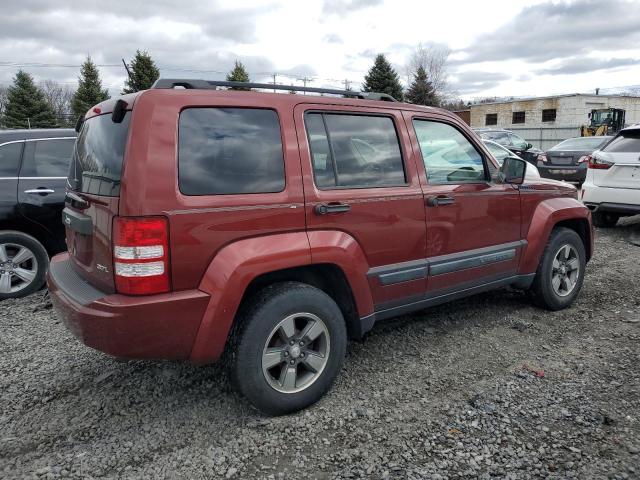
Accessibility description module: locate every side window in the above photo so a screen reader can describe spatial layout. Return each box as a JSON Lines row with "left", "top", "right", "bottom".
{"left": 178, "top": 108, "right": 285, "bottom": 195}
{"left": 509, "top": 134, "right": 528, "bottom": 150}
{"left": 413, "top": 120, "right": 487, "bottom": 184}
{"left": 306, "top": 113, "right": 406, "bottom": 188}
{"left": 20, "top": 139, "right": 75, "bottom": 177}
{"left": 0, "top": 142, "right": 23, "bottom": 177}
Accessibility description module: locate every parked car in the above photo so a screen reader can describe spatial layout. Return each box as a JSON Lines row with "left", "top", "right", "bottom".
{"left": 582, "top": 125, "right": 640, "bottom": 227}
{"left": 0, "top": 128, "right": 75, "bottom": 299}
{"left": 482, "top": 139, "right": 542, "bottom": 181}
{"left": 48, "top": 81, "right": 593, "bottom": 415}
{"left": 474, "top": 128, "right": 544, "bottom": 165}
{"left": 536, "top": 136, "right": 612, "bottom": 186}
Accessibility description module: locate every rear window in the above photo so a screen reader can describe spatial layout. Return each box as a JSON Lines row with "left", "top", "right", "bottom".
{"left": 68, "top": 113, "right": 130, "bottom": 196}
{"left": 551, "top": 137, "right": 609, "bottom": 151}
{"left": 0, "top": 142, "right": 23, "bottom": 177}
{"left": 601, "top": 131, "right": 640, "bottom": 153}
{"left": 178, "top": 108, "right": 285, "bottom": 195}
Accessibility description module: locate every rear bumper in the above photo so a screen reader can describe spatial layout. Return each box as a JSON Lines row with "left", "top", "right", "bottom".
{"left": 537, "top": 163, "right": 586, "bottom": 183}
{"left": 582, "top": 181, "right": 640, "bottom": 215}
{"left": 584, "top": 202, "right": 640, "bottom": 215}
{"left": 47, "top": 253, "right": 210, "bottom": 360}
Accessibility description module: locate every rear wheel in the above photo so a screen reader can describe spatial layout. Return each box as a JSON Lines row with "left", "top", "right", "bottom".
{"left": 231, "top": 282, "right": 347, "bottom": 415}
{"left": 530, "top": 227, "right": 586, "bottom": 311}
{"left": 592, "top": 211, "right": 619, "bottom": 228}
{"left": 0, "top": 231, "right": 48, "bottom": 300}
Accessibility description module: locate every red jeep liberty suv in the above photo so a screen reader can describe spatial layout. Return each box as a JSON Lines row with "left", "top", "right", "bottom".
{"left": 48, "top": 80, "right": 593, "bottom": 414}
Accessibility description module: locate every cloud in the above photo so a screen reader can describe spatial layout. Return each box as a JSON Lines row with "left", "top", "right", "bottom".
{"left": 539, "top": 56, "right": 640, "bottom": 75}
{"left": 455, "top": 0, "right": 640, "bottom": 65}
{"left": 323, "top": 33, "right": 344, "bottom": 44}
{"left": 449, "top": 70, "right": 511, "bottom": 94}
{"left": 322, "top": 0, "right": 383, "bottom": 15}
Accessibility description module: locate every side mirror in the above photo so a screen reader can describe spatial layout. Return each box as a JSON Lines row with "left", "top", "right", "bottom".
{"left": 526, "top": 143, "right": 533, "bottom": 150}
{"left": 500, "top": 157, "right": 526, "bottom": 185}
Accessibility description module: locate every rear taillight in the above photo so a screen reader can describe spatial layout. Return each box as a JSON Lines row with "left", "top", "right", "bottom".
{"left": 537, "top": 154, "right": 547, "bottom": 163}
{"left": 588, "top": 156, "right": 614, "bottom": 170}
{"left": 578, "top": 155, "right": 590, "bottom": 164}
{"left": 113, "top": 217, "right": 170, "bottom": 295}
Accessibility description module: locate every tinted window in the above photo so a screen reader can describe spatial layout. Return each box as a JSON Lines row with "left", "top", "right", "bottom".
{"left": 414, "top": 120, "right": 486, "bottom": 184}
{"left": 21, "top": 139, "right": 74, "bottom": 177}
{"left": 0, "top": 142, "right": 23, "bottom": 177}
{"left": 601, "top": 131, "right": 640, "bottom": 153}
{"left": 179, "top": 108, "right": 285, "bottom": 195}
{"left": 306, "top": 113, "right": 405, "bottom": 188}
{"left": 69, "top": 113, "right": 130, "bottom": 196}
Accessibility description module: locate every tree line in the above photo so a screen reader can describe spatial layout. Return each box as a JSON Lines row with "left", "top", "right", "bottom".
{"left": 0, "top": 45, "right": 465, "bottom": 129}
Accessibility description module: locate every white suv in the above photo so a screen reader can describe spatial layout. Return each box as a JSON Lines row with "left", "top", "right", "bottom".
{"left": 582, "top": 125, "right": 640, "bottom": 227}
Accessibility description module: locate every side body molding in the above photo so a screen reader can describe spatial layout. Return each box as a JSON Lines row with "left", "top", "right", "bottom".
{"left": 191, "top": 232, "right": 312, "bottom": 363}
{"left": 519, "top": 197, "right": 593, "bottom": 274}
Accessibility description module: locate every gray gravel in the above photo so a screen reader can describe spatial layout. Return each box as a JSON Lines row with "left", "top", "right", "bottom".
{"left": 1, "top": 218, "right": 639, "bottom": 480}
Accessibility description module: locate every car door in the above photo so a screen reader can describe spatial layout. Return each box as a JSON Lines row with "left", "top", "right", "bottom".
{"left": 0, "top": 141, "right": 24, "bottom": 223}
{"left": 404, "top": 112, "right": 524, "bottom": 296}
{"left": 295, "top": 104, "right": 427, "bottom": 310}
{"left": 18, "top": 137, "right": 75, "bottom": 253}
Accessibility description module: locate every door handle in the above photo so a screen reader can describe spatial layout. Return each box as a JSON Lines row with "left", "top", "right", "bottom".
{"left": 315, "top": 202, "right": 351, "bottom": 215}
{"left": 426, "top": 195, "right": 455, "bottom": 207}
{"left": 24, "top": 188, "right": 55, "bottom": 195}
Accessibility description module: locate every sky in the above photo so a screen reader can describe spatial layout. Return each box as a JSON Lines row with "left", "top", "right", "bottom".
{"left": 0, "top": 0, "right": 639, "bottom": 100}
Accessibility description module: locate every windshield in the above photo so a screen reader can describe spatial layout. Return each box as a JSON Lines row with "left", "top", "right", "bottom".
{"left": 68, "top": 113, "right": 130, "bottom": 197}
{"left": 551, "top": 137, "right": 609, "bottom": 151}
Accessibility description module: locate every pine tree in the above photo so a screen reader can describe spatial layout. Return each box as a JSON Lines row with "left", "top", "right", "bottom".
{"left": 72, "top": 56, "right": 110, "bottom": 118}
{"left": 405, "top": 66, "right": 437, "bottom": 106}
{"left": 122, "top": 50, "right": 160, "bottom": 93}
{"left": 362, "top": 54, "right": 404, "bottom": 101}
{"left": 2, "top": 70, "right": 57, "bottom": 128}
{"left": 226, "top": 60, "right": 250, "bottom": 90}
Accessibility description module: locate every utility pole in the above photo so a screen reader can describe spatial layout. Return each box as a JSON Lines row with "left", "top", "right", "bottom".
{"left": 272, "top": 73, "right": 277, "bottom": 93}
{"left": 343, "top": 79, "right": 352, "bottom": 91}
{"left": 297, "top": 77, "right": 314, "bottom": 95}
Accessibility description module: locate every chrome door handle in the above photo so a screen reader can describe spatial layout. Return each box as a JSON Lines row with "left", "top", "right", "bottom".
{"left": 25, "top": 188, "right": 55, "bottom": 194}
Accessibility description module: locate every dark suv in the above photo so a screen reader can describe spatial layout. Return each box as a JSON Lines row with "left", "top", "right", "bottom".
{"left": 0, "top": 129, "right": 75, "bottom": 299}
{"left": 474, "top": 128, "right": 544, "bottom": 164}
{"left": 48, "top": 81, "right": 593, "bottom": 414}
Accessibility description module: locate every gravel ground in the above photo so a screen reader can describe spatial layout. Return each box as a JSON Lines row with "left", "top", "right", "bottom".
{"left": 1, "top": 219, "right": 639, "bottom": 480}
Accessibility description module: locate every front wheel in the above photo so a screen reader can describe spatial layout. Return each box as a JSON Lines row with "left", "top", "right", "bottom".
{"left": 529, "top": 227, "right": 586, "bottom": 311}
{"left": 231, "top": 282, "right": 347, "bottom": 415}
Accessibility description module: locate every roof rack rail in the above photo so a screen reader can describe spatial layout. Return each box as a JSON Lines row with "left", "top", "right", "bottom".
{"left": 151, "top": 79, "right": 397, "bottom": 102}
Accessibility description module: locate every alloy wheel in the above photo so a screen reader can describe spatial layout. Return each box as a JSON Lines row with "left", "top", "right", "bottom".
{"left": 0, "top": 243, "right": 39, "bottom": 294}
{"left": 262, "top": 312, "right": 330, "bottom": 394}
{"left": 550, "top": 244, "right": 580, "bottom": 297}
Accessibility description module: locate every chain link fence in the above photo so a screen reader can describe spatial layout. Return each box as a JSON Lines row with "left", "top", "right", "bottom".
{"left": 509, "top": 126, "right": 582, "bottom": 150}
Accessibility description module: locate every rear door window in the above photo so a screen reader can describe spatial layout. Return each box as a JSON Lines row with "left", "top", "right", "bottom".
{"left": 305, "top": 113, "right": 406, "bottom": 188}
{"left": 20, "top": 138, "right": 75, "bottom": 177}
{"left": 0, "top": 142, "right": 23, "bottom": 177}
{"left": 178, "top": 108, "right": 285, "bottom": 195}
{"left": 69, "top": 113, "right": 130, "bottom": 196}
{"left": 602, "top": 131, "right": 640, "bottom": 153}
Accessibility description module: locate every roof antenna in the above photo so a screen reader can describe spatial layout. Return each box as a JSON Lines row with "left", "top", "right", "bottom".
{"left": 122, "top": 58, "right": 136, "bottom": 92}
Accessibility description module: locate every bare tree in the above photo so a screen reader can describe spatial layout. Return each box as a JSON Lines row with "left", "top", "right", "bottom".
{"left": 406, "top": 43, "right": 450, "bottom": 106}
{"left": 0, "top": 85, "right": 8, "bottom": 119}
{"left": 39, "top": 80, "right": 75, "bottom": 126}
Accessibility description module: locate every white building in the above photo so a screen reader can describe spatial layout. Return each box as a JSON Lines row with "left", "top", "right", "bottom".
{"left": 469, "top": 93, "right": 640, "bottom": 149}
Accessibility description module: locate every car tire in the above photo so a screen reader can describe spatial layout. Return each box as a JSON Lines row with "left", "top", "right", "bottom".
{"left": 529, "top": 227, "right": 586, "bottom": 311}
{"left": 0, "top": 231, "right": 49, "bottom": 300}
{"left": 230, "top": 281, "right": 347, "bottom": 415}
{"left": 592, "top": 211, "right": 619, "bottom": 228}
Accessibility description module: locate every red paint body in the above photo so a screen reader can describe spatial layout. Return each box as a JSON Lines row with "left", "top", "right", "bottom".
{"left": 47, "top": 89, "right": 593, "bottom": 363}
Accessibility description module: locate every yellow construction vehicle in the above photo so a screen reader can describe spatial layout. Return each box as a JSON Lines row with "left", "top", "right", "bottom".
{"left": 581, "top": 108, "right": 626, "bottom": 136}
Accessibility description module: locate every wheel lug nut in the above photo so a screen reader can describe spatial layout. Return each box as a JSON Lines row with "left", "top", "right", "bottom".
{"left": 284, "top": 351, "right": 289, "bottom": 357}
{"left": 300, "top": 353, "right": 305, "bottom": 358}
{"left": 289, "top": 340, "right": 295, "bottom": 345}
{"left": 289, "top": 360, "right": 295, "bottom": 365}
{"left": 299, "top": 341, "right": 304, "bottom": 346}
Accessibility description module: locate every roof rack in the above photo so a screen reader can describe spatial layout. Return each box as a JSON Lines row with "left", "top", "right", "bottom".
{"left": 151, "top": 79, "right": 397, "bottom": 102}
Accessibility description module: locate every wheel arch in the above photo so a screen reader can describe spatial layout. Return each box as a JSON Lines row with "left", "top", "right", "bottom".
{"left": 520, "top": 197, "right": 593, "bottom": 273}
